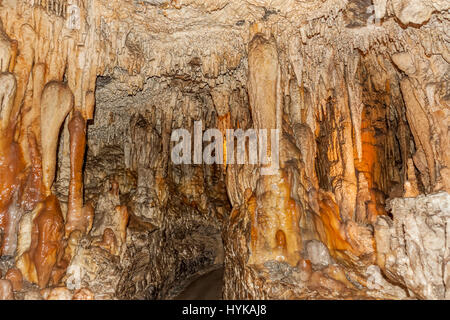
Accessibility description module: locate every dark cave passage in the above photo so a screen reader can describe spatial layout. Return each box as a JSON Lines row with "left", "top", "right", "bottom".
{"left": 173, "top": 267, "right": 224, "bottom": 300}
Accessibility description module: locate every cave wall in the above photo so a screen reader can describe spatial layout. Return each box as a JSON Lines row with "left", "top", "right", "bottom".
{"left": 223, "top": 2, "right": 449, "bottom": 300}
{"left": 0, "top": 0, "right": 448, "bottom": 300}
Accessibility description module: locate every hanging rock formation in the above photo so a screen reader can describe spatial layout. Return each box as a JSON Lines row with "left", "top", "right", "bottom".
{"left": 0, "top": 0, "right": 447, "bottom": 300}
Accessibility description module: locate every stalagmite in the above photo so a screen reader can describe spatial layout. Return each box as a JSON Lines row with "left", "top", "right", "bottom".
{"left": 247, "top": 34, "right": 278, "bottom": 132}
{"left": 404, "top": 159, "right": 420, "bottom": 198}
{"left": 16, "top": 195, "right": 65, "bottom": 288}
{"left": 115, "top": 205, "right": 130, "bottom": 248}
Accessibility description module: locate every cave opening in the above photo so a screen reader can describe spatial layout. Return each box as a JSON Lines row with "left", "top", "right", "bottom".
{"left": 79, "top": 76, "right": 232, "bottom": 299}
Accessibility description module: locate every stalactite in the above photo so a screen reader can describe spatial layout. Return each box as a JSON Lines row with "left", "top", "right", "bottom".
{"left": 246, "top": 33, "right": 302, "bottom": 267}
{"left": 92, "top": 228, "right": 118, "bottom": 256}
{"left": 40, "top": 82, "right": 74, "bottom": 194}
{"left": 333, "top": 74, "right": 358, "bottom": 223}
{"left": 20, "top": 131, "right": 45, "bottom": 212}
{"left": 0, "top": 72, "right": 16, "bottom": 132}
{"left": 346, "top": 53, "right": 364, "bottom": 161}
{"left": 66, "top": 110, "right": 92, "bottom": 236}
{"left": 19, "top": 63, "right": 46, "bottom": 166}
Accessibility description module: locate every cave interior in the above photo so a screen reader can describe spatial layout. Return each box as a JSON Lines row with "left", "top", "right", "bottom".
{"left": 0, "top": 0, "right": 449, "bottom": 300}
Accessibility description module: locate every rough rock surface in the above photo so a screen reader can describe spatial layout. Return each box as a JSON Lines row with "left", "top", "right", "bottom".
{"left": 375, "top": 192, "right": 450, "bottom": 300}
{"left": 0, "top": 0, "right": 447, "bottom": 300}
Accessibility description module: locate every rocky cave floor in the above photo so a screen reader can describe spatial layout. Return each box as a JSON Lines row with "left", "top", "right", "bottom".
{"left": 0, "top": 0, "right": 449, "bottom": 300}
